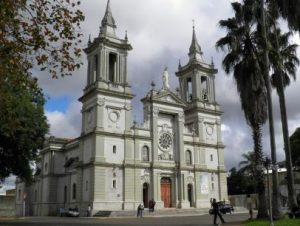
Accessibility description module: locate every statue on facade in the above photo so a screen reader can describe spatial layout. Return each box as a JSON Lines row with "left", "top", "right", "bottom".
{"left": 162, "top": 67, "right": 170, "bottom": 90}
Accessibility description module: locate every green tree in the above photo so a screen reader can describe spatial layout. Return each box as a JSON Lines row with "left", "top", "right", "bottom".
{"left": 0, "top": 74, "right": 49, "bottom": 181}
{"left": 260, "top": 0, "right": 300, "bottom": 209}
{"left": 275, "top": 0, "right": 300, "bottom": 32}
{"left": 216, "top": 1, "right": 268, "bottom": 218}
{"left": 290, "top": 128, "right": 300, "bottom": 167}
{"left": 0, "top": 0, "right": 84, "bottom": 79}
{"left": 227, "top": 167, "right": 256, "bottom": 195}
{"left": 239, "top": 151, "right": 256, "bottom": 177}
{"left": 0, "top": 0, "right": 84, "bottom": 181}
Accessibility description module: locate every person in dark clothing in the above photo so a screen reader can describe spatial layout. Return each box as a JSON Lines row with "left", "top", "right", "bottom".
{"left": 212, "top": 198, "right": 225, "bottom": 225}
{"left": 149, "top": 199, "right": 156, "bottom": 212}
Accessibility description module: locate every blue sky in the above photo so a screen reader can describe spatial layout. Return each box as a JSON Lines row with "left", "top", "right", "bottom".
{"left": 45, "top": 96, "right": 70, "bottom": 113}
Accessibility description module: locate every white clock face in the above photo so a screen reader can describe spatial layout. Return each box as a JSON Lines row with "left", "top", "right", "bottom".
{"left": 158, "top": 132, "right": 172, "bottom": 151}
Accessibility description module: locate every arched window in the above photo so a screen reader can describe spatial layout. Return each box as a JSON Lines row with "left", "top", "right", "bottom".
{"left": 109, "top": 53, "right": 117, "bottom": 82}
{"left": 72, "top": 183, "right": 76, "bottom": 200}
{"left": 185, "top": 150, "right": 192, "bottom": 165}
{"left": 142, "top": 146, "right": 149, "bottom": 162}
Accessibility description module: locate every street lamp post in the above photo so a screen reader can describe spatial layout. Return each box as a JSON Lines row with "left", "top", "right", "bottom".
{"left": 264, "top": 157, "right": 274, "bottom": 226}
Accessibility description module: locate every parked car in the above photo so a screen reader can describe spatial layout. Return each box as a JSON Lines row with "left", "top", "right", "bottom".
{"left": 62, "top": 208, "right": 79, "bottom": 217}
{"left": 209, "top": 201, "right": 234, "bottom": 215}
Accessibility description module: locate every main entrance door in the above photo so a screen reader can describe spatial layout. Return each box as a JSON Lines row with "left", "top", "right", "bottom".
{"left": 161, "top": 177, "right": 172, "bottom": 208}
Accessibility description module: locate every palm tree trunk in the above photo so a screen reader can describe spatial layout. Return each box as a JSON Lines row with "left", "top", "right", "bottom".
{"left": 260, "top": 0, "right": 283, "bottom": 217}
{"left": 277, "top": 84, "right": 297, "bottom": 209}
{"left": 272, "top": 23, "right": 298, "bottom": 210}
{"left": 253, "top": 124, "right": 268, "bottom": 219}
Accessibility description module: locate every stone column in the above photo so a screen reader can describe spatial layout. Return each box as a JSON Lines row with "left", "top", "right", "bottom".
{"left": 123, "top": 167, "right": 136, "bottom": 209}
{"left": 100, "top": 46, "right": 106, "bottom": 80}
{"left": 212, "top": 75, "right": 216, "bottom": 102}
{"left": 124, "top": 103, "right": 132, "bottom": 133}
{"left": 218, "top": 173, "right": 228, "bottom": 201}
{"left": 177, "top": 113, "right": 185, "bottom": 207}
{"left": 94, "top": 135, "right": 105, "bottom": 162}
{"left": 197, "top": 116, "right": 205, "bottom": 142}
{"left": 93, "top": 166, "right": 106, "bottom": 202}
{"left": 151, "top": 106, "right": 159, "bottom": 163}
{"left": 199, "top": 147, "right": 207, "bottom": 169}
{"left": 216, "top": 119, "right": 222, "bottom": 145}
{"left": 195, "top": 73, "right": 201, "bottom": 100}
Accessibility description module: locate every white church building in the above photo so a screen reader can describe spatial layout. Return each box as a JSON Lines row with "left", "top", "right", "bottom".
{"left": 16, "top": 0, "right": 228, "bottom": 216}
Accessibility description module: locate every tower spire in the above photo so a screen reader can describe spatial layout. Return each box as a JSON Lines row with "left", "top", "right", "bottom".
{"left": 100, "top": 0, "right": 117, "bottom": 37}
{"left": 188, "top": 21, "right": 203, "bottom": 62}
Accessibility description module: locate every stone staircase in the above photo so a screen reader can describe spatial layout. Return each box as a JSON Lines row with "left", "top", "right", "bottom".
{"left": 94, "top": 208, "right": 209, "bottom": 218}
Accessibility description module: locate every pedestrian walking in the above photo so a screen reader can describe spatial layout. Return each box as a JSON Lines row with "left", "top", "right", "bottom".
{"left": 87, "top": 204, "right": 92, "bottom": 217}
{"left": 211, "top": 198, "right": 225, "bottom": 225}
{"left": 137, "top": 203, "right": 144, "bottom": 218}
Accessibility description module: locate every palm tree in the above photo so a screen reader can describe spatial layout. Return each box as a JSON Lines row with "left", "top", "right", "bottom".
{"left": 216, "top": 1, "right": 268, "bottom": 218}
{"left": 274, "top": 0, "right": 300, "bottom": 32}
{"left": 258, "top": 0, "right": 284, "bottom": 217}
{"left": 259, "top": 0, "right": 300, "bottom": 210}
{"left": 268, "top": 27, "right": 299, "bottom": 209}
{"left": 239, "top": 151, "right": 256, "bottom": 176}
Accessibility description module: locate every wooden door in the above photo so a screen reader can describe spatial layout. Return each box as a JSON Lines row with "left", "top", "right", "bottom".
{"left": 161, "top": 178, "right": 172, "bottom": 208}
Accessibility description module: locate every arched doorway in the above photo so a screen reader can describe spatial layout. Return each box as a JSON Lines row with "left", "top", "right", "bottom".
{"left": 161, "top": 177, "right": 172, "bottom": 208}
{"left": 188, "top": 184, "right": 193, "bottom": 207}
{"left": 143, "top": 183, "right": 149, "bottom": 208}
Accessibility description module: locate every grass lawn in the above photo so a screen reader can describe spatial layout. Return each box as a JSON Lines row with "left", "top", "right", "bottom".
{"left": 244, "top": 218, "right": 300, "bottom": 226}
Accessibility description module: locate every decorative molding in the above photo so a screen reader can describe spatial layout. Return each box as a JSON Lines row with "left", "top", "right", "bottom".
{"left": 187, "top": 175, "right": 194, "bottom": 184}
{"left": 108, "top": 110, "right": 120, "bottom": 123}
{"left": 124, "top": 103, "right": 132, "bottom": 111}
{"left": 198, "top": 116, "right": 204, "bottom": 122}
{"left": 178, "top": 112, "right": 184, "bottom": 122}
{"left": 141, "top": 174, "right": 150, "bottom": 184}
{"left": 97, "top": 98, "right": 105, "bottom": 106}
{"left": 153, "top": 107, "right": 159, "bottom": 117}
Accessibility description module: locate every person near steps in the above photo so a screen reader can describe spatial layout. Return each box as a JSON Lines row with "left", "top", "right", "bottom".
{"left": 212, "top": 198, "right": 225, "bottom": 225}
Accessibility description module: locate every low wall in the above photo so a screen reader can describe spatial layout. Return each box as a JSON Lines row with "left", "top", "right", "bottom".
{"left": 0, "top": 196, "right": 15, "bottom": 216}
{"left": 228, "top": 194, "right": 258, "bottom": 209}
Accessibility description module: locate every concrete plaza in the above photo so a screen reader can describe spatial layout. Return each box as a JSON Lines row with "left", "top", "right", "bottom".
{"left": 0, "top": 213, "right": 249, "bottom": 226}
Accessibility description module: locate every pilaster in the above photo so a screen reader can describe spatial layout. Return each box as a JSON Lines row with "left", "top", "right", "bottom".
{"left": 93, "top": 166, "right": 106, "bottom": 201}
{"left": 218, "top": 172, "right": 228, "bottom": 201}
{"left": 96, "top": 97, "right": 105, "bottom": 130}
{"left": 151, "top": 107, "right": 159, "bottom": 163}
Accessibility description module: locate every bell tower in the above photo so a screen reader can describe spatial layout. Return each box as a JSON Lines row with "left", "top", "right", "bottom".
{"left": 79, "top": 0, "right": 134, "bottom": 135}
{"left": 176, "top": 26, "right": 217, "bottom": 104}
{"left": 176, "top": 26, "right": 222, "bottom": 138}
{"left": 83, "top": 0, "right": 132, "bottom": 93}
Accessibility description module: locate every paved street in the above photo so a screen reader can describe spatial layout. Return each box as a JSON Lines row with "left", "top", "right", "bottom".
{"left": 0, "top": 213, "right": 248, "bottom": 226}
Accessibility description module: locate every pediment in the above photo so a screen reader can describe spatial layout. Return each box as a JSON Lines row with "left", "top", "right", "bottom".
{"left": 153, "top": 90, "right": 186, "bottom": 107}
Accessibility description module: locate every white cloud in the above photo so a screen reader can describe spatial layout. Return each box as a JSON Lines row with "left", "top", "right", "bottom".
{"left": 46, "top": 100, "right": 81, "bottom": 138}
{"left": 33, "top": 0, "right": 300, "bottom": 171}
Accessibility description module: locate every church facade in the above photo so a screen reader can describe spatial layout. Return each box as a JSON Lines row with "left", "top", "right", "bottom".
{"left": 16, "top": 0, "right": 228, "bottom": 216}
